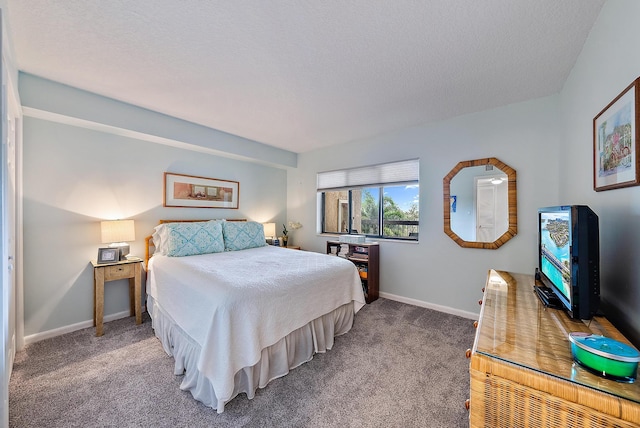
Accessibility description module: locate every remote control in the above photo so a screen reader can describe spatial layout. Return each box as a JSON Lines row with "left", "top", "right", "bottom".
{"left": 533, "top": 285, "right": 563, "bottom": 310}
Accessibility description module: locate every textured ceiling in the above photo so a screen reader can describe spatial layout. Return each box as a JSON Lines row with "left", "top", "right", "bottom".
{"left": 6, "top": 0, "right": 605, "bottom": 153}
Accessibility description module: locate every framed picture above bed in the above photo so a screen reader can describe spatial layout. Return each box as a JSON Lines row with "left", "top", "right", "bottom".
{"left": 164, "top": 172, "right": 239, "bottom": 209}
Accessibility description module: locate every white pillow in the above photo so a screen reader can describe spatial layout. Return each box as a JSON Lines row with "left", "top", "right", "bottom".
{"left": 151, "top": 224, "right": 169, "bottom": 256}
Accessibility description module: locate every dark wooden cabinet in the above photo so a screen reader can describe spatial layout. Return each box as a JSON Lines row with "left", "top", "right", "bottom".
{"left": 326, "top": 241, "right": 379, "bottom": 303}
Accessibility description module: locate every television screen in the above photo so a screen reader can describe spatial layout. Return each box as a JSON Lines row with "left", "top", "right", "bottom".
{"left": 539, "top": 210, "right": 571, "bottom": 305}
{"left": 537, "top": 205, "right": 600, "bottom": 320}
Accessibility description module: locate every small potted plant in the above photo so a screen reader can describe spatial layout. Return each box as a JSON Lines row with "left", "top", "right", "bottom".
{"left": 282, "top": 224, "right": 289, "bottom": 247}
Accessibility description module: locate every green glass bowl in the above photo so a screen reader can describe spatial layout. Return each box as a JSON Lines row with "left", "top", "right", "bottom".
{"left": 569, "top": 332, "right": 640, "bottom": 382}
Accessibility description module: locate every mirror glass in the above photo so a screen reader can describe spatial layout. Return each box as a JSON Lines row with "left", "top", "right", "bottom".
{"left": 443, "top": 158, "right": 517, "bottom": 249}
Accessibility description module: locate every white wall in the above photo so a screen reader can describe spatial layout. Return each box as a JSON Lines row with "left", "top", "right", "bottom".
{"left": 19, "top": 73, "right": 297, "bottom": 169}
{"left": 288, "top": 95, "right": 561, "bottom": 316}
{"left": 17, "top": 0, "right": 640, "bottom": 346}
{"left": 289, "top": 0, "right": 640, "bottom": 345}
{"left": 558, "top": 0, "right": 640, "bottom": 345}
{"left": 22, "top": 106, "right": 289, "bottom": 339}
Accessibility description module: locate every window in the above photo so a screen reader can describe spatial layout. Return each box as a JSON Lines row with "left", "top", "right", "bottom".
{"left": 318, "top": 160, "right": 419, "bottom": 240}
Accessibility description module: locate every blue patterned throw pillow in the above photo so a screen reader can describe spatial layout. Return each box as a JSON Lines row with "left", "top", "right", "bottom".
{"left": 165, "top": 221, "right": 225, "bottom": 257}
{"left": 222, "top": 221, "right": 267, "bottom": 251}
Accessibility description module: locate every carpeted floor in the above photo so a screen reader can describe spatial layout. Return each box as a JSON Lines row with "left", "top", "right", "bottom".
{"left": 9, "top": 298, "right": 476, "bottom": 427}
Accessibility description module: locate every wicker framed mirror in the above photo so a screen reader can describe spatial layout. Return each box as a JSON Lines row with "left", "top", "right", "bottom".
{"left": 443, "top": 157, "right": 517, "bottom": 249}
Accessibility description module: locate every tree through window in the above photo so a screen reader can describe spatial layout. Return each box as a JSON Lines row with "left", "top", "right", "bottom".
{"left": 318, "top": 160, "right": 419, "bottom": 240}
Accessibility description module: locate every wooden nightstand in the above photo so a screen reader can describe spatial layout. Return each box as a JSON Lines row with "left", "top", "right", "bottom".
{"left": 91, "top": 258, "right": 143, "bottom": 336}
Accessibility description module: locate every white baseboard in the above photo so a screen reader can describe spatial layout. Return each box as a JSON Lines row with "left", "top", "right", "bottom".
{"left": 23, "top": 297, "right": 474, "bottom": 345}
{"left": 379, "top": 291, "right": 478, "bottom": 320}
{"left": 24, "top": 307, "right": 146, "bottom": 346}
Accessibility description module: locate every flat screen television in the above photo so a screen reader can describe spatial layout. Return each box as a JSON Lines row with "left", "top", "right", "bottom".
{"left": 537, "top": 205, "right": 600, "bottom": 320}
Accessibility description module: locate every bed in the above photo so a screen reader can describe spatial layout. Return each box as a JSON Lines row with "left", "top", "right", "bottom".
{"left": 145, "top": 219, "right": 365, "bottom": 413}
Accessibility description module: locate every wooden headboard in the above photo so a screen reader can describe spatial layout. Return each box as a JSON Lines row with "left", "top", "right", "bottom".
{"left": 144, "top": 219, "right": 247, "bottom": 266}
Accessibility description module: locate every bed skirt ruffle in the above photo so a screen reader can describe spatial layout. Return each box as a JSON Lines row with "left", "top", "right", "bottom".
{"left": 147, "top": 296, "right": 356, "bottom": 413}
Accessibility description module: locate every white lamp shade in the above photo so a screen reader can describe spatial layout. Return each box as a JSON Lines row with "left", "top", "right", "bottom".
{"left": 263, "top": 222, "right": 276, "bottom": 238}
{"left": 101, "top": 220, "right": 135, "bottom": 243}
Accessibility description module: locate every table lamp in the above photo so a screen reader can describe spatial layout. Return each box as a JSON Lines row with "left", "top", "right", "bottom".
{"left": 101, "top": 219, "right": 136, "bottom": 260}
{"left": 263, "top": 222, "right": 276, "bottom": 245}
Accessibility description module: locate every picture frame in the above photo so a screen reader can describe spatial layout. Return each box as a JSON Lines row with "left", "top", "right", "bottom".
{"left": 593, "top": 77, "right": 640, "bottom": 191}
{"left": 97, "top": 247, "right": 120, "bottom": 264}
{"left": 164, "top": 172, "right": 239, "bottom": 209}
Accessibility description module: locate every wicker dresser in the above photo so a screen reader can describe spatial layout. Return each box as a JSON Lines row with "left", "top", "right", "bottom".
{"left": 469, "top": 270, "right": 640, "bottom": 427}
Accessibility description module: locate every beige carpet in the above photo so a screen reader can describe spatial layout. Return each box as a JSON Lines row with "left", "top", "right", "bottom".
{"left": 10, "top": 298, "right": 475, "bottom": 427}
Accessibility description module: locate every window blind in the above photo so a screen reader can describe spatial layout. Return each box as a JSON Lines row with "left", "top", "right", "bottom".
{"left": 317, "top": 159, "right": 419, "bottom": 191}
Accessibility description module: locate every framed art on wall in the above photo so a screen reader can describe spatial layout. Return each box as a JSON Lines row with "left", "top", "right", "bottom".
{"left": 164, "top": 172, "right": 240, "bottom": 208}
{"left": 593, "top": 76, "right": 640, "bottom": 191}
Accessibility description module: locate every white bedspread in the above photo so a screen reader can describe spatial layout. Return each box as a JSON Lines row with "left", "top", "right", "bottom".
{"left": 147, "top": 245, "right": 365, "bottom": 410}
